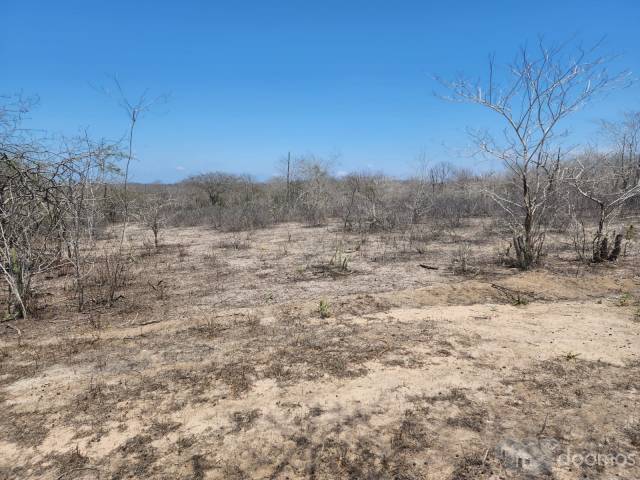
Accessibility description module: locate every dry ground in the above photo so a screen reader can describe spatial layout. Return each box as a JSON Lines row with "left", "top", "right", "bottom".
{"left": 1, "top": 221, "right": 639, "bottom": 479}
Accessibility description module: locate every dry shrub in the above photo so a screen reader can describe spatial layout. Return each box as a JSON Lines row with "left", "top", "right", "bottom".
{"left": 450, "top": 242, "right": 476, "bottom": 275}
{"left": 219, "top": 232, "right": 252, "bottom": 250}
{"left": 390, "top": 409, "right": 430, "bottom": 451}
{"left": 85, "top": 249, "right": 130, "bottom": 306}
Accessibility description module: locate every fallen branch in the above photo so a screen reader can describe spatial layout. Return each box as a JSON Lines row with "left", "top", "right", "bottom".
{"left": 418, "top": 264, "right": 439, "bottom": 270}
{"left": 135, "top": 319, "right": 162, "bottom": 327}
{"left": 56, "top": 466, "right": 101, "bottom": 480}
{"left": 491, "top": 283, "right": 539, "bottom": 304}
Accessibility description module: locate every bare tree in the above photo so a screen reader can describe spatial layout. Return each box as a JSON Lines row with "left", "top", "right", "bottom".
{"left": 0, "top": 153, "right": 61, "bottom": 318}
{"left": 407, "top": 152, "right": 433, "bottom": 225}
{"left": 294, "top": 155, "right": 334, "bottom": 226}
{"left": 136, "top": 193, "right": 173, "bottom": 248}
{"left": 58, "top": 134, "right": 120, "bottom": 310}
{"left": 600, "top": 111, "right": 640, "bottom": 190}
{"left": 100, "top": 77, "right": 168, "bottom": 243}
{"left": 0, "top": 96, "right": 63, "bottom": 317}
{"left": 569, "top": 119, "right": 640, "bottom": 262}
{"left": 185, "top": 172, "right": 239, "bottom": 207}
{"left": 438, "top": 38, "right": 627, "bottom": 268}
{"left": 340, "top": 172, "right": 386, "bottom": 231}
{"left": 428, "top": 161, "right": 454, "bottom": 193}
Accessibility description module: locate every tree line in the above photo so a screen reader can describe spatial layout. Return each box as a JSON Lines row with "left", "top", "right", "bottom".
{"left": 1, "top": 39, "right": 639, "bottom": 319}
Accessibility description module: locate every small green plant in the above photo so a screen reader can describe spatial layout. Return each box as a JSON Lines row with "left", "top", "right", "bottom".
{"left": 318, "top": 299, "right": 331, "bottom": 318}
{"left": 564, "top": 351, "right": 580, "bottom": 361}
{"left": 626, "top": 224, "right": 636, "bottom": 241}
{"left": 617, "top": 293, "right": 632, "bottom": 307}
{"left": 294, "top": 265, "right": 306, "bottom": 279}
{"left": 330, "top": 245, "right": 350, "bottom": 271}
{"left": 512, "top": 292, "right": 529, "bottom": 306}
{"left": 624, "top": 225, "right": 635, "bottom": 256}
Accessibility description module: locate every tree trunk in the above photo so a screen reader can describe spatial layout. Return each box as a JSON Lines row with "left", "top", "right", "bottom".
{"left": 608, "top": 234, "right": 623, "bottom": 261}
{"left": 592, "top": 203, "right": 607, "bottom": 263}
{"left": 512, "top": 206, "right": 537, "bottom": 269}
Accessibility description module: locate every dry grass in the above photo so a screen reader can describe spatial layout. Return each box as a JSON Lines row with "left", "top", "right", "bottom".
{"left": 1, "top": 221, "right": 639, "bottom": 479}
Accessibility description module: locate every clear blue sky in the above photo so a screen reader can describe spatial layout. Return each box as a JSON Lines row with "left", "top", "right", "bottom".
{"left": 3, "top": 0, "right": 639, "bottom": 182}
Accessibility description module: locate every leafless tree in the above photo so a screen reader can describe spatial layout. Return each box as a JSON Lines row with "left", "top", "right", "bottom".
{"left": 136, "top": 193, "right": 173, "bottom": 248}
{"left": 600, "top": 110, "right": 640, "bottom": 190}
{"left": 294, "top": 155, "right": 334, "bottom": 226}
{"left": 185, "top": 172, "right": 240, "bottom": 207}
{"left": 438, "top": 38, "right": 628, "bottom": 268}
{"left": 58, "top": 134, "right": 119, "bottom": 310}
{"left": 569, "top": 119, "right": 640, "bottom": 262}
{"left": 340, "top": 172, "right": 386, "bottom": 231}
{"left": 428, "top": 161, "right": 454, "bottom": 193}
{"left": 406, "top": 153, "right": 433, "bottom": 225}
{"left": 0, "top": 96, "right": 63, "bottom": 317}
{"left": 0, "top": 153, "right": 61, "bottom": 318}
{"left": 100, "top": 77, "right": 168, "bottom": 244}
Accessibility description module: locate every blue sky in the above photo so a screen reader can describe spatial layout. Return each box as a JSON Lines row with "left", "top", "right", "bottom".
{"left": 3, "top": 1, "right": 640, "bottom": 182}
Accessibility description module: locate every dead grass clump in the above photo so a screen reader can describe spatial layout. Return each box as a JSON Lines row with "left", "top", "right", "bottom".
{"left": 3, "top": 410, "right": 50, "bottom": 447}
{"left": 218, "top": 232, "right": 252, "bottom": 250}
{"left": 221, "top": 463, "right": 250, "bottom": 480}
{"left": 381, "top": 353, "right": 424, "bottom": 369}
{"left": 308, "top": 405, "right": 325, "bottom": 417}
{"left": 187, "top": 317, "right": 229, "bottom": 339}
{"left": 262, "top": 360, "right": 296, "bottom": 385}
{"left": 491, "top": 283, "right": 533, "bottom": 306}
{"left": 176, "top": 435, "right": 197, "bottom": 454}
{"left": 217, "top": 362, "right": 256, "bottom": 397}
{"left": 413, "top": 387, "right": 472, "bottom": 407}
{"left": 623, "top": 420, "right": 640, "bottom": 448}
{"left": 449, "top": 449, "right": 496, "bottom": 480}
{"left": 113, "top": 434, "right": 158, "bottom": 479}
{"left": 277, "top": 304, "right": 304, "bottom": 326}
{"left": 177, "top": 243, "right": 189, "bottom": 260}
{"left": 85, "top": 250, "right": 130, "bottom": 307}
{"left": 234, "top": 312, "right": 263, "bottom": 335}
{"left": 266, "top": 324, "right": 391, "bottom": 381}
{"left": 149, "top": 419, "right": 181, "bottom": 437}
{"left": 203, "top": 244, "right": 229, "bottom": 268}
{"left": 231, "top": 409, "right": 261, "bottom": 432}
{"left": 390, "top": 409, "right": 430, "bottom": 452}
{"left": 191, "top": 454, "right": 206, "bottom": 480}
{"left": 308, "top": 262, "right": 353, "bottom": 279}
{"left": 305, "top": 435, "right": 423, "bottom": 480}
{"left": 74, "top": 377, "right": 112, "bottom": 414}
{"left": 502, "top": 357, "right": 619, "bottom": 411}
{"left": 147, "top": 279, "right": 168, "bottom": 301}
{"left": 446, "top": 406, "right": 487, "bottom": 432}
{"left": 333, "top": 293, "right": 392, "bottom": 317}
{"left": 450, "top": 242, "right": 477, "bottom": 275}
{"left": 49, "top": 445, "right": 90, "bottom": 477}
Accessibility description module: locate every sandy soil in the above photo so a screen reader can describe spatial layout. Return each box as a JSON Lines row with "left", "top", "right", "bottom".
{"left": 1, "top": 222, "right": 639, "bottom": 479}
